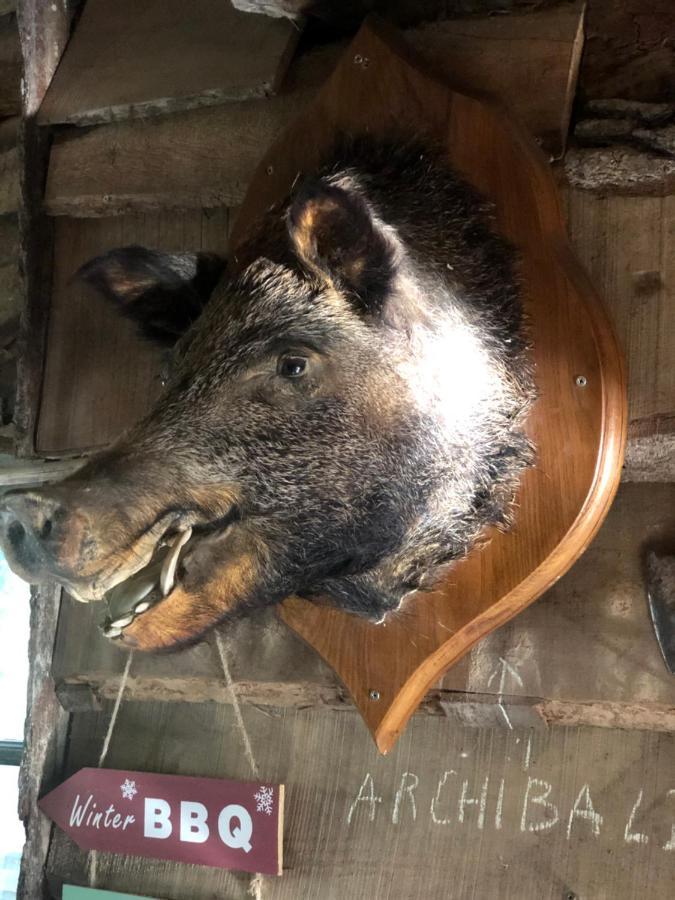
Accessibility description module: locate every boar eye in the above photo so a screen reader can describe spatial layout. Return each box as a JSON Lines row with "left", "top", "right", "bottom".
{"left": 277, "top": 354, "right": 307, "bottom": 378}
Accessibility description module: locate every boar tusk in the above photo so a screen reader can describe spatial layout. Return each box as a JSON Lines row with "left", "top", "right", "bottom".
{"left": 160, "top": 527, "right": 192, "bottom": 597}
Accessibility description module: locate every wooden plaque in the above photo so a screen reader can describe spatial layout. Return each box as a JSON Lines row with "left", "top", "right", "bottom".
{"left": 230, "top": 20, "right": 626, "bottom": 754}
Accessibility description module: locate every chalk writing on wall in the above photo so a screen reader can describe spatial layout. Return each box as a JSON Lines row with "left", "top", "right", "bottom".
{"left": 347, "top": 770, "right": 675, "bottom": 852}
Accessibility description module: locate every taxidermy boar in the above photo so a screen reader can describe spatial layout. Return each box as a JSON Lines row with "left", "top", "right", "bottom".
{"left": 0, "top": 138, "right": 535, "bottom": 650}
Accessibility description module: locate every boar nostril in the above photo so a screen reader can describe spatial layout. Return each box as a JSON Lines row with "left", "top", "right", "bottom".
{"left": 7, "top": 520, "right": 26, "bottom": 548}
{"left": 40, "top": 518, "right": 53, "bottom": 541}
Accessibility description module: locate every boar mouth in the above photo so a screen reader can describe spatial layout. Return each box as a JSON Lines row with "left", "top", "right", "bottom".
{"left": 101, "top": 508, "right": 238, "bottom": 637}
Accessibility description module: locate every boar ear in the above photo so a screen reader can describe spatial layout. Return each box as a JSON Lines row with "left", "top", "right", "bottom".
{"left": 288, "top": 181, "right": 395, "bottom": 314}
{"left": 77, "top": 246, "right": 226, "bottom": 346}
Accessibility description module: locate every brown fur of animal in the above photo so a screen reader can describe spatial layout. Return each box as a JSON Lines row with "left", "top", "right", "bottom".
{"left": 0, "top": 137, "right": 535, "bottom": 650}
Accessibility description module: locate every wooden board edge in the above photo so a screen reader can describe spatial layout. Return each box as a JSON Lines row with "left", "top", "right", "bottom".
{"left": 558, "top": 1, "right": 586, "bottom": 160}
{"left": 38, "top": 85, "right": 278, "bottom": 128}
{"left": 36, "top": 7, "right": 303, "bottom": 127}
{"left": 14, "top": 120, "right": 55, "bottom": 458}
{"left": 14, "top": 0, "right": 75, "bottom": 457}
{"left": 17, "top": 584, "right": 69, "bottom": 899}
{"left": 538, "top": 699, "right": 675, "bottom": 731}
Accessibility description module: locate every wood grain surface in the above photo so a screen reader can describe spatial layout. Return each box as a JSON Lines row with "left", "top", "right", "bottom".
{"left": 229, "top": 20, "right": 627, "bottom": 753}
{"left": 43, "top": 4, "right": 585, "bottom": 218}
{"left": 13, "top": 0, "right": 79, "bottom": 459}
{"left": 0, "top": 145, "right": 18, "bottom": 214}
{"left": 37, "top": 0, "right": 299, "bottom": 126}
{"left": 0, "top": 13, "right": 21, "bottom": 117}
{"left": 17, "top": 585, "right": 69, "bottom": 900}
{"left": 46, "top": 700, "right": 675, "bottom": 899}
{"left": 405, "top": 4, "right": 584, "bottom": 158}
{"left": 36, "top": 211, "right": 230, "bottom": 454}
{"left": 564, "top": 190, "right": 675, "bottom": 443}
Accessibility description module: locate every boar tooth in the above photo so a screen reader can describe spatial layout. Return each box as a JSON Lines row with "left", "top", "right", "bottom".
{"left": 104, "top": 625, "right": 123, "bottom": 638}
{"left": 160, "top": 527, "right": 192, "bottom": 597}
{"left": 106, "top": 570, "right": 157, "bottom": 619}
{"left": 110, "top": 613, "right": 134, "bottom": 628}
{"left": 134, "top": 600, "right": 152, "bottom": 614}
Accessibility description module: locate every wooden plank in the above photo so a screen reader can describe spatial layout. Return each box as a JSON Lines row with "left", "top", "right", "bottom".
{"left": 0, "top": 13, "right": 21, "bottom": 117}
{"left": 44, "top": 49, "right": 329, "bottom": 217}
{"left": 563, "top": 98, "right": 675, "bottom": 196}
{"left": 53, "top": 607, "right": 342, "bottom": 711}
{"left": 656, "top": 196, "right": 674, "bottom": 428}
{"left": 563, "top": 146, "right": 675, "bottom": 196}
{"left": 405, "top": 4, "right": 584, "bottom": 158}
{"left": 0, "top": 115, "right": 19, "bottom": 152}
{"left": 52, "top": 484, "right": 675, "bottom": 732}
{"left": 564, "top": 190, "right": 675, "bottom": 469}
{"left": 17, "top": 585, "right": 70, "bottom": 900}
{"left": 231, "top": 0, "right": 306, "bottom": 17}
{"left": 17, "top": 0, "right": 79, "bottom": 117}
{"left": 0, "top": 457, "right": 85, "bottom": 489}
{"left": 229, "top": 0, "right": 507, "bottom": 27}
{"left": 581, "top": 0, "right": 675, "bottom": 103}
{"left": 624, "top": 433, "right": 675, "bottom": 482}
{"left": 36, "top": 210, "right": 230, "bottom": 455}
{"left": 0, "top": 212, "right": 17, "bottom": 264}
{"left": 46, "top": 700, "right": 675, "bottom": 899}
{"left": 14, "top": 0, "right": 79, "bottom": 460}
{"left": 37, "top": 0, "right": 300, "bottom": 126}
{"left": 0, "top": 146, "right": 18, "bottom": 214}
{"left": 43, "top": 4, "right": 586, "bottom": 217}
{"left": 0, "top": 244, "right": 19, "bottom": 320}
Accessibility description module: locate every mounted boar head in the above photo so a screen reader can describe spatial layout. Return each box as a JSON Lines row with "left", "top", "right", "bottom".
{"left": 0, "top": 139, "right": 534, "bottom": 650}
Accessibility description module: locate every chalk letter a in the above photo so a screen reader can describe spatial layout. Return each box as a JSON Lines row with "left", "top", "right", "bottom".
{"left": 347, "top": 773, "right": 382, "bottom": 825}
{"left": 567, "top": 784, "right": 603, "bottom": 840}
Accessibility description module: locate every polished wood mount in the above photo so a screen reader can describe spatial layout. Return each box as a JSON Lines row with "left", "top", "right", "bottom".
{"left": 230, "top": 19, "right": 627, "bottom": 754}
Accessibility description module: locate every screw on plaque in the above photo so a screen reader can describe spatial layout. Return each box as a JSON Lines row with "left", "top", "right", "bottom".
{"left": 575, "top": 375, "right": 587, "bottom": 387}
{"left": 369, "top": 689, "right": 381, "bottom": 701}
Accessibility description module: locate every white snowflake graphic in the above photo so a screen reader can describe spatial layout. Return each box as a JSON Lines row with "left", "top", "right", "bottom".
{"left": 120, "top": 778, "right": 138, "bottom": 800}
{"left": 254, "top": 785, "right": 274, "bottom": 816}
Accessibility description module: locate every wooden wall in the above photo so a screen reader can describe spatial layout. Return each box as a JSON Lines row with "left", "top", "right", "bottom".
{"left": 12, "top": 1, "right": 675, "bottom": 898}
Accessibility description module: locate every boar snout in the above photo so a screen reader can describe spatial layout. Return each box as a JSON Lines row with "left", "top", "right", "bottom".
{"left": 0, "top": 489, "right": 76, "bottom": 585}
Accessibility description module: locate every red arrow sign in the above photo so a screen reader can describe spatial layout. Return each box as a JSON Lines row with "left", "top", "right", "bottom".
{"left": 40, "top": 768, "right": 284, "bottom": 876}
